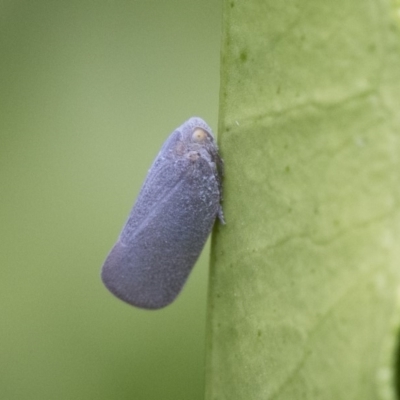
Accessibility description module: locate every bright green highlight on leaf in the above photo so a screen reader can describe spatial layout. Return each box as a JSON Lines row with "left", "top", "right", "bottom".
{"left": 206, "top": 1, "right": 400, "bottom": 399}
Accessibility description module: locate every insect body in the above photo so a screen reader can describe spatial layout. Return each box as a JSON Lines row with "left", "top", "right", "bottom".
{"left": 101, "top": 117, "right": 224, "bottom": 309}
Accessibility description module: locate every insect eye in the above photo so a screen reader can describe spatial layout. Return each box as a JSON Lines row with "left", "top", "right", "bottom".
{"left": 192, "top": 128, "right": 208, "bottom": 143}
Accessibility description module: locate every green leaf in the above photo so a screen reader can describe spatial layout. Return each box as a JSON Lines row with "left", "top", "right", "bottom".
{"left": 206, "top": 1, "right": 400, "bottom": 399}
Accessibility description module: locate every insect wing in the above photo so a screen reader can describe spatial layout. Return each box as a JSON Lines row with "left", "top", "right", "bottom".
{"left": 101, "top": 152, "right": 220, "bottom": 309}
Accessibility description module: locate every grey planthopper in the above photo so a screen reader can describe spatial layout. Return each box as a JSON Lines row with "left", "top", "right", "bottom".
{"left": 101, "top": 117, "right": 224, "bottom": 309}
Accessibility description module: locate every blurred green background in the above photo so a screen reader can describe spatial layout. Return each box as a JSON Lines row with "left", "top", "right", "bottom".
{"left": 0, "top": 1, "right": 221, "bottom": 399}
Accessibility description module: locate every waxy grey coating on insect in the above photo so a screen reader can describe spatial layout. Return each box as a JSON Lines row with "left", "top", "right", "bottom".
{"left": 101, "top": 117, "right": 224, "bottom": 309}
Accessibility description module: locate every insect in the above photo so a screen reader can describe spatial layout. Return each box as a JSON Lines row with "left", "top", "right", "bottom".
{"left": 101, "top": 117, "right": 224, "bottom": 309}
